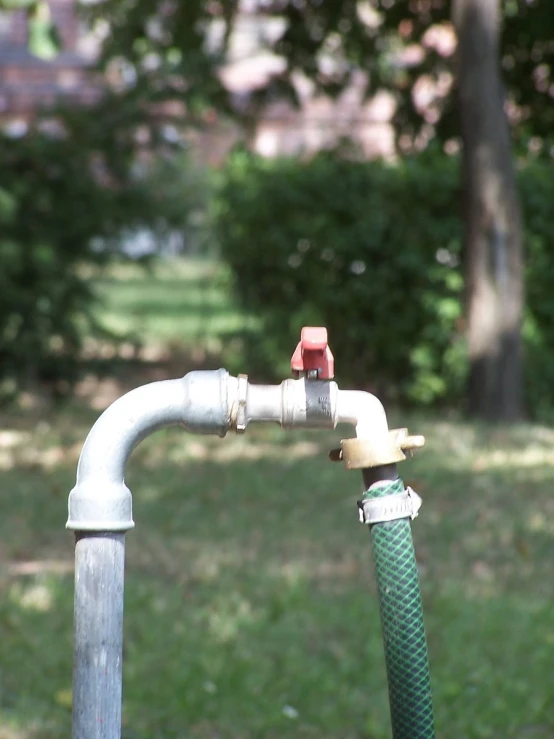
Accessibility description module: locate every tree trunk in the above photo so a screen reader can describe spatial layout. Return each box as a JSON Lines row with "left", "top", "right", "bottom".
{"left": 452, "top": 0, "right": 524, "bottom": 421}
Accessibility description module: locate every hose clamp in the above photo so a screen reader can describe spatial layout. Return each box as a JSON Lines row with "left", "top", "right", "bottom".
{"left": 358, "top": 487, "right": 422, "bottom": 525}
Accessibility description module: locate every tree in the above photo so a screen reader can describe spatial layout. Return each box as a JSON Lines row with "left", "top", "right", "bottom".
{"left": 452, "top": 0, "right": 524, "bottom": 420}
{"left": 83, "top": 1, "right": 554, "bottom": 149}
{"left": 55, "top": 1, "right": 554, "bottom": 415}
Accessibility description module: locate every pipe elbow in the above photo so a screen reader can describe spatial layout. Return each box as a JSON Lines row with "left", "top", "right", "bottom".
{"left": 67, "top": 369, "right": 231, "bottom": 532}
{"left": 337, "top": 390, "right": 389, "bottom": 440}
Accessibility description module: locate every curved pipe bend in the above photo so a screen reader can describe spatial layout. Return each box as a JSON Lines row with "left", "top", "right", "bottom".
{"left": 67, "top": 371, "right": 391, "bottom": 533}
{"left": 67, "top": 370, "right": 231, "bottom": 532}
{"left": 336, "top": 389, "right": 389, "bottom": 440}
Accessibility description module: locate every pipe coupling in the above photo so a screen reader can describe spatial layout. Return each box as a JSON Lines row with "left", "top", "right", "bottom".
{"left": 67, "top": 482, "right": 134, "bottom": 532}
{"left": 329, "top": 428, "right": 425, "bottom": 469}
{"left": 229, "top": 377, "right": 339, "bottom": 431}
{"left": 280, "top": 378, "right": 338, "bottom": 429}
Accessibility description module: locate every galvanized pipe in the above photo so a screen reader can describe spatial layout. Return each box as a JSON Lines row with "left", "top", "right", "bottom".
{"left": 244, "top": 383, "right": 282, "bottom": 423}
{"left": 67, "top": 370, "right": 231, "bottom": 532}
{"left": 245, "top": 379, "right": 339, "bottom": 429}
{"left": 68, "top": 368, "right": 391, "bottom": 739}
{"left": 68, "top": 370, "right": 233, "bottom": 739}
{"left": 73, "top": 533, "right": 125, "bottom": 739}
{"left": 244, "top": 380, "right": 388, "bottom": 438}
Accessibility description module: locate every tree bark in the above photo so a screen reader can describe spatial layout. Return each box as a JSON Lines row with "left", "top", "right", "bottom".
{"left": 452, "top": 0, "right": 524, "bottom": 421}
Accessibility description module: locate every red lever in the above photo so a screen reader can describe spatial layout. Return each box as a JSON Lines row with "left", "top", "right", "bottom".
{"left": 291, "top": 326, "right": 334, "bottom": 379}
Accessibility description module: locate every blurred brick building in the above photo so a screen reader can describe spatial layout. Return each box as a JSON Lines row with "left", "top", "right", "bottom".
{"left": 0, "top": 0, "right": 100, "bottom": 128}
{"left": 215, "top": 3, "right": 397, "bottom": 160}
{"left": 0, "top": 0, "right": 402, "bottom": 159}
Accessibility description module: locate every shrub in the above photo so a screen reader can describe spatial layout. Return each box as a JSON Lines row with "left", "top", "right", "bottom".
{"left": 214, "top": 148, "right": 464, "bottom": 405}
{"left": 214, "top": 148, "right": 554, "bottom": 416}
{"left": 0, "top": 100, "right": 202, "bottom": 399}
{"left": 520, "top": 160, "right": 554, "bottom": 420}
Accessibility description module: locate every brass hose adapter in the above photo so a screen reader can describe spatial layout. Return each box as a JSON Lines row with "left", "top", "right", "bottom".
{"left": 329, "top": 428, "right": 425, "bottom": 469}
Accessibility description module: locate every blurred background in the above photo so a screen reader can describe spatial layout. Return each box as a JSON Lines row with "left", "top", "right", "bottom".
{"left": 0, "top": 1, "right": 553, "bottom": 737}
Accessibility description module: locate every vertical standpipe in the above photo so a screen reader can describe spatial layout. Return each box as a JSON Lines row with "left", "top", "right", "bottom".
{"left": 72, "top": 533, "right": 125, "bottom": 739}
{"left": 67, "top": 371, "right": 232, "bottom": 739}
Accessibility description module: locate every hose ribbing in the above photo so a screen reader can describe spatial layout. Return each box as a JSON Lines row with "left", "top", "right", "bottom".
{"left": 363, "top": 478, "right": 435, "bottom": 739}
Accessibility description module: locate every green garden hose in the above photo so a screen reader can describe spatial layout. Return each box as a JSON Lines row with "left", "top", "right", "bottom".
{"left": 362, "top": 477, "right": 435, "bottom": 739}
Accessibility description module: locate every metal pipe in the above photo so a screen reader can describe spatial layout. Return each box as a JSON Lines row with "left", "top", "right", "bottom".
{"left": 245, "top": 379, "right": 338, "bottom": 429}
{"left": 68, "top": 368, "right": 391, "bottom": 739}
{"left": 68, "top": 370, "right": 391, "bottom": 532}
{"left": 245, "top": 383, "right": 282, "bottom": 423}
{"left": 244, "top": 380, "right": 389, "bottom": 438}
{"left": 68, "top": 369, "right": 233, "bottom": 739}
{"left": 336, "top": 389, "right": 389, "bottom": 440}
{"left": 67, "top": 369, "right": 231, "bottom": 532}
{"left": 73, "top": 533, "right": 125, "bottom": 739}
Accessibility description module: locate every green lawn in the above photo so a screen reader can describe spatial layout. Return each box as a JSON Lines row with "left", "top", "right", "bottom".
{"left": 94, "top": 258, "right": 255, "bottom": 359}
{"left": 0, "top": 259, "right": 553, "bottom": 739}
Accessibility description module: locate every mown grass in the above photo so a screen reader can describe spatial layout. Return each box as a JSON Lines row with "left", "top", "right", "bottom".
{"left": 1, "top": 259, "right": 553, "bottom": 739}
{"left": 94, "top": 259, "right": 254, "bottom": 360}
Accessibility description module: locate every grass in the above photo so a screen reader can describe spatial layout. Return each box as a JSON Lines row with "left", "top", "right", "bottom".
{"left": 93, "top": 259, "right": 255, "bottom": 359}
{"left": 1, "top": 258, "right": 554, "bottom": 738}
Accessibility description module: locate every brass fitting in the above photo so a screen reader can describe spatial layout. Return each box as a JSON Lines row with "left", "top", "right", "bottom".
{"left": 329, "top": 428, "right": 425, "bottom": 469}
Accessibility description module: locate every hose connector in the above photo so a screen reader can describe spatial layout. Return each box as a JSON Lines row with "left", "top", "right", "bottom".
{"left": 329, "top": 428, "right": 425, "bottom": 469}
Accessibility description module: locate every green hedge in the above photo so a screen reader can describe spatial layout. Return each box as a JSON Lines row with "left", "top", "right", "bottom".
{"left": 0, "top": 110, "right": 199, "bottom": 399}
{"left": 214, "top": 149, "right": 554, "bottom": 417}
{"left": 0, "top": 130, "right": 119, "bottom": 397}
{"left": 520, "top": 163, "right": 554, "bottom": 419}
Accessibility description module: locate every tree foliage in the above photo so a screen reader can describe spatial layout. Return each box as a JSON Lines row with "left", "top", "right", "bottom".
{"left": 85, "top": 0, "right": 554, "bottom": 150}
{"left": 214, "top": 149, "right": 554, "bottom": 418}
{"left": 3, "top": 0, "right": 550, "bottom": 410}
{"left": 5, "top": 0, "right": 553, "bottom": 145}
{"left": 0, "top": 94, "right": 203, "bottom": 399}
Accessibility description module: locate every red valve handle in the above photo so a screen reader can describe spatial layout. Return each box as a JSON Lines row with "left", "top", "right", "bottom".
{"left": 291, "top": 326, "right": 335, "bottom": 379}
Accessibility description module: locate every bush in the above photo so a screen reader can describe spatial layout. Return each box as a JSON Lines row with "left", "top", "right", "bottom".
{"left": 214, "top": 148, "right": 464, "bottom": 405}
{"left": 214, "top": 148, "right": 554, "bottom": 416}
{"left": 0, "top": 99, "right": 203, "bottom": 399}
{"left": 520, "top": 160, "right": 554, "bottom": 420}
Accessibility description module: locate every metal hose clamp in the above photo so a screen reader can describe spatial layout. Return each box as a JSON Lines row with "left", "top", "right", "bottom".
{"left": 358, "top": 486, "right": 422, "bottom": 525}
